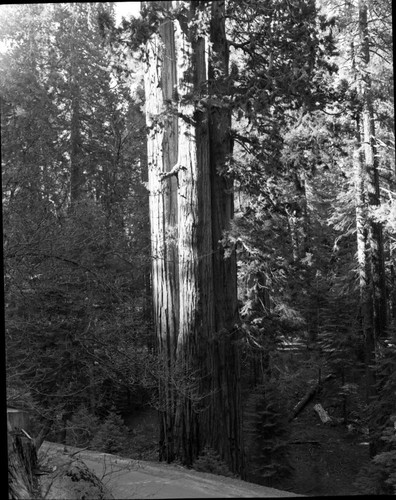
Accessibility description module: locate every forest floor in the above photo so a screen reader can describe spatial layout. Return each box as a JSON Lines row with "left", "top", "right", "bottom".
{"left": 37, "top": 395, "right": 371, "bottom": 498}
{"left": 122, "top": 401, "right": 371, "bottom": 497}
{"left": 280, "top": 400, "right": 371, "bottom": 496}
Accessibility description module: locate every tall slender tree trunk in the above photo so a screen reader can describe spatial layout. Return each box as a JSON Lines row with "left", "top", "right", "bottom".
{"left": 390, "top": 264, "right": 396, "bottom": 327}
{"left": 69, "top": 7, "right": 82, "bottom": 206}
{"left": 358, "top": 0, "right": 387, "bottom": 341}
{"left": 354, "top": 132, "right": 375, "bottom": 405}
{"left": 299, "top": 173, "right": 310, "bottom": 254}
{"left": 70, "top": 84, "right": 81, "bottom": 205}
{"left": 356, "top": 0, "right": 387, "bottom": 456}
{"left": 287, "top": 209, "right": 300, "bottom": 262}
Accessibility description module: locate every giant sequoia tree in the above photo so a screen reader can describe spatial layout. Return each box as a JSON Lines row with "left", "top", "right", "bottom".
{"left": 144, "top": 0, "right": 244, "bottom": 474}
{"left": 142, "top": 0, "right": 340, "bottom": 474}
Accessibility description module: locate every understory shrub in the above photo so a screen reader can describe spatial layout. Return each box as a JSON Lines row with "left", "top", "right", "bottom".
{"left": 66, "top": 406, "right": 129, "bottom": 454}
{"left": 90, "top": 408, "right": 130, "bottom": 454}
{"left": 66, "top": 405, "right": 100, "bottom": 448}
{"left": 193, "top": 447, "right": 235, "bottom": 477}
{"left": 354, "top": 417, "right": 396, "bottom": 494}
{"left": 128, "top": 421, "right": 158, "bottom": 460}
{"left": 244, "top": 382, "right": 292, "bottom": 487}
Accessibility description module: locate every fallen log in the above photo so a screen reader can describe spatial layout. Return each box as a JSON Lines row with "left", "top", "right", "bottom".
{"left": 313, "top": 403, "right": 332, "bottom": 424}
{"left": 288, "top": 373, "right": 336, "bottom": 422}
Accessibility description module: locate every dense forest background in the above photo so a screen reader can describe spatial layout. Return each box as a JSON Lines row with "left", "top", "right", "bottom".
{"left": 2, "top": 1, "right": 395, "bottom": 496}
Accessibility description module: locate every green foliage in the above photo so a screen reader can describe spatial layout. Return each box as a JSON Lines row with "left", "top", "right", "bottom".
{"left": 354, "top": 418, "right": 396, "bottom": 494}
{"left": 2, "top": 2, "right": 153, "bottom": 440}
{"left": 368, "top": 339, "right": 396, "bottom": 444}
{"left": 372, "top": 192, "right": 396, "bottom": 256}
{"left": 355, "top": 339, "right": 396, "bottom": 494}
{"left": 244, "top": 383, "right": 292, "bottom": 487}
{"left": 316, "top": 294, "right": 364, "bottom": 374}
{"left": 65, "top": 406, "right": 141, "bottom": 457}
{"left": 90, "top": 408, "right": 130, "bottom": 454}
{"left": 193, "top": 447, "right": 235, "bottom": 478}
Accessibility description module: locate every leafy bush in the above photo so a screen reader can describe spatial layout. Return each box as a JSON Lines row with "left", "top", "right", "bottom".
{"left": 193, "top": 447, "right": 235, "bottom": 477}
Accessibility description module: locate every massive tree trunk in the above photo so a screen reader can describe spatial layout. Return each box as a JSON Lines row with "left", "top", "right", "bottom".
{"left": 144, "top": 1, "right": 244, "bottom": 475}
{"left": 207, "top": 0, "right": 245, "bottom": 476}
{"left": 145, "top": 1, "right": 179, "bottom": 463}
{"left": 173, "top": 5, "right": 214, "bottom": 465}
